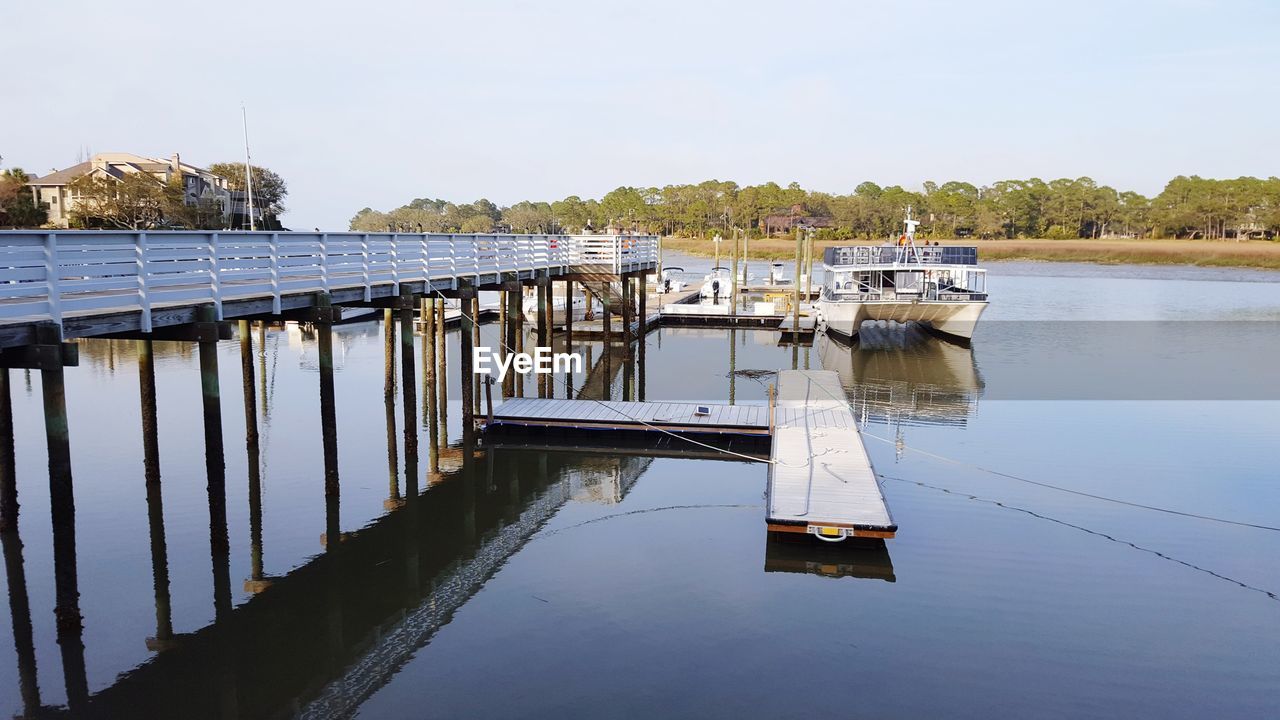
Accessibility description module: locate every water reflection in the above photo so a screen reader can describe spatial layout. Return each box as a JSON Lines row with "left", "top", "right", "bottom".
{"left": 763, "top": 535, "right": 896, "bottom": 582}
{"left": 817, "top": 324, "right": 984, "bottom": 428}
{"left": 7, "top": 394, "right": 646, "bottom": 718}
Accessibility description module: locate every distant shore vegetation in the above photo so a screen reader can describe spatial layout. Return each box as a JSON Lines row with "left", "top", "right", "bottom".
{"left": 351, "top": 176, "right": 1280, "bottom": 243}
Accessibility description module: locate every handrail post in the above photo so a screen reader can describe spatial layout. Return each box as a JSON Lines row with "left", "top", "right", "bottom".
{"left": 209, "top": 232, "right": 223, "bottom": 320}
{"left": 360, "top": 233, "right": 371, "bottom": 301}
{"left": 319, "top": 232, "right": 330, "bottom": 295}
{"left": 135, "top": 231, "right": 151, "bottom": 332}
{"left": 269, "top": 232, "right": 281, "bottom": 314}
{"left": 448, "top": 235, "right": 457, "bottom": 290}
{"left": 390, "top": 232, "right": 400, "bottom": 290}
{"left": 44, "top": 233, "right": 61, "bottom": 328}
{"left": 420, "top": 232, "right": 430, "bottom": 283}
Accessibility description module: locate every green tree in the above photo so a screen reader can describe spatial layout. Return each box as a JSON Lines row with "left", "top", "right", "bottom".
{"left": 207, "top": 162, "right": 289, "bottom": 217}
{"left": 0, "top": 168, "right": 47, "bottom": 227}
{"left": 67, "top": 173, "right": 166, "bottom": 229}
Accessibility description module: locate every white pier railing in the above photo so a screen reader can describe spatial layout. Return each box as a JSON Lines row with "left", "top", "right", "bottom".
{"left": 0, "top": 231, "right": 658, "bottom": 331}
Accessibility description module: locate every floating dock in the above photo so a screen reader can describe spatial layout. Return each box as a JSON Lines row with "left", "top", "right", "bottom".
{"left": 489, "top": 397, "right": 771, "bottom": 436}
{"left": 482, "top": 369, "right": 895, "bottom": 542}
{"left": 766, "top": 370, "right": 895, "bottom": 540}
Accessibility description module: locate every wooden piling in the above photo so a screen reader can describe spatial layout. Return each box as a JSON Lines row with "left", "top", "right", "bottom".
{"left": 504, "top": 283, "right": 519, "bottom": 399}
{"left": 398, "top": 290, "right": 418, "bottom": 477}
{"left": 731, "top": 230, "right": 739, "bottom": 316}
{"left": 622, "top": 275, "right": 633, "bottom": 346}
{"left": 536, "top": 274, "right": 550, "bottom": 398}
{"left": 435, "top": 300, "right": 447, "bottom": 434}
{"left": 564, "top": 279, "right": 575, "bottom": 352}
{"left": 471, "top": 295, "right": 481, "bottom": 415}
{"left": 424, "top": 297, "right": 439, "bottom": 475}
{"left": 257, "top": 321, "right": 268, "bottom": 421}
{"left": 317, "top": 297, "right": 339, "bottom": 499}
{"left": 459, "top": 278, "right": 476, "bottom": 437}
{"left": 237, "top": 321, "right": 258, "bottom": 447}
{"left": 383, "top": 319, "right": 400, "bottom": 502}
{"left": 195, "top": 309, "right": 225, "bottom": 484}
{"left": 638, "top": 273, "right": 647, "bottom": 402}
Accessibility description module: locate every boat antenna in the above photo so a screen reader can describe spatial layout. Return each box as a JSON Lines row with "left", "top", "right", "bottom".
{"left": 242, "top": 104, "right": 257, "bottom": 231}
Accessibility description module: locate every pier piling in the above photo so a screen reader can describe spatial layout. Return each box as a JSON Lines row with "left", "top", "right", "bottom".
{"left": 398, "top": 289, "right": 418, "bottom": 485}
{"left": 317, "top": 296, "right": 339, "bottom": 499}
{"left": 459, "top": 278, "right": 476, "bottom": 437}
{"left": 424, "top": 297, "right": 439, "bottom": 475}
{"left": 435, "top": 300, "right": 447, "bottom": 433}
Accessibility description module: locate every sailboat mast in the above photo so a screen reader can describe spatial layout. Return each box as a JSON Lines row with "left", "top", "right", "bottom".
{"left": 242, "top": 105, "right": 256, "bottom": 231}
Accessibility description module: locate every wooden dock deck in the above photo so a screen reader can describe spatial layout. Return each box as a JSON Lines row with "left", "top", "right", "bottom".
{"left": 482, "top": 369, "right": 895, "bottom": 542}
{"left": 766, "top": 370, "right": 895, "bottom": 539}
{"left": 488, "top": 397, "right": 771, "bottom": 435}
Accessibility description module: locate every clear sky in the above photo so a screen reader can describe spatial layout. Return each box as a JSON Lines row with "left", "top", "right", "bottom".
{"left": 3, "top": 0, "right": 1277, "bottom": 229}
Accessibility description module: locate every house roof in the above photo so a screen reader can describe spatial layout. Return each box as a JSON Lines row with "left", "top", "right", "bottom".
{"left": 28, "top": 161, "right": 91, "bottom": 186}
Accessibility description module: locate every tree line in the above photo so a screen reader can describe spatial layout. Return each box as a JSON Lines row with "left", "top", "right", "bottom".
{"left": 351, "top": 175, "right": 1280, "bottom": 241}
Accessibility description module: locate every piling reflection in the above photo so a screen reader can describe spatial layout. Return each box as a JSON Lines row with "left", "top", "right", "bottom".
{"left": 10, "top": 438, "right": 648, "bottom": 718}
{"left": 2, "top": 528, "right": 40, "bottom": 716}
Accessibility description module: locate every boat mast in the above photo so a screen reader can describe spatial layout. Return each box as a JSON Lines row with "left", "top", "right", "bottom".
{"left": 902, "top": 205, "right": 922, "bottom": 263}
{"left": 242, "top": 105, "right": 256, "bottom": 231}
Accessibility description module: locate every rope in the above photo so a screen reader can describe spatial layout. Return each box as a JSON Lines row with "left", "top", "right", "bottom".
{"left": 798, "top": 372, "right": 1280, "bottom": 534}
{"left": 880, "top": 473, "right": 1278, "bottom": 603}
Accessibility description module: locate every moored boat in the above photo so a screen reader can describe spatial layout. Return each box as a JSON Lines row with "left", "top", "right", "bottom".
{"left": 815, "top": 208, "right": 988, "bottom": 342}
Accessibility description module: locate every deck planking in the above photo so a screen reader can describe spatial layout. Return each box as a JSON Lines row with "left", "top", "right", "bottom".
{"left": 490, "top": 397, "right": 770, "bottom": 435}
{"left": 766, "top": 370, "right": 895, "bottom": 539}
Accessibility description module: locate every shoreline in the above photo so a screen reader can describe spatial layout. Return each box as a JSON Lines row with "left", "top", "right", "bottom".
{"left": 659, "top": 236, "right": 1280, "bottom": 271}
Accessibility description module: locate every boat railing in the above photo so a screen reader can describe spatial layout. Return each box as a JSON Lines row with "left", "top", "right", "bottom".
{"left": 824, "top": 245, "right": 978, "bottom": 267}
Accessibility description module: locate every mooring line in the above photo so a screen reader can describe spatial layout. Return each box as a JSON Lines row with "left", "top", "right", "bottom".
{"left": 880, "top": 473, "right": 1279, "bottom": 604}
{"left": 796, "top": 368, "right": 1280, "bottom": 534}
{"left": 533, "top": 503, "right": 762, "bottom": 538}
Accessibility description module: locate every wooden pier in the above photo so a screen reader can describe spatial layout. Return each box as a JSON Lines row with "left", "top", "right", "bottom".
{"left": 482, "top": 369, "right": 895, "bottom": 541}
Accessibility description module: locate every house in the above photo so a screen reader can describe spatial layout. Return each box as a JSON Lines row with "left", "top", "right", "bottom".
{"left": 27, "top": 152, "right": 231, "bottom": 228}
{"left": 760, "top": 203, "right": 834, "bottom": 235}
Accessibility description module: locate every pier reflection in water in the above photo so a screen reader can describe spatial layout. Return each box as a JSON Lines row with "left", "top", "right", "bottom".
{"left": 3, "top": 283, "right": 1279, "bottom": 719}
{"left": 0, "top": 323, "right": 665, "bottom": 717}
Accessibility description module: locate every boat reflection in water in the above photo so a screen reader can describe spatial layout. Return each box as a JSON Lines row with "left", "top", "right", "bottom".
{"left": 764, "top": 535, "right": 896, "bottom": 582}
{"left": 817, "top": 322, "right": 984, "bottom": 429}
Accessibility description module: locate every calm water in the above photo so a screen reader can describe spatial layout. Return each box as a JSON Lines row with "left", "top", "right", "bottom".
{"left": 1, "top": 260, "right": 1278, "bottom": 718}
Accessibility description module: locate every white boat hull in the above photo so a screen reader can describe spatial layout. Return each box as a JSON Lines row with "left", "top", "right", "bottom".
{"left": 522, "top": 298, "right": 602, "bottom": 325}
{"left": 817, "top": 299, "right": 988, "bottom": 341}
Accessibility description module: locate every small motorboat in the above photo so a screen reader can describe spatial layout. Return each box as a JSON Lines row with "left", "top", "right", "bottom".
{"left": 698, "top": 266, "right": 731, "bottom": 301}
{"left": 650, "top": 266, "right": 688, "bottom": 294}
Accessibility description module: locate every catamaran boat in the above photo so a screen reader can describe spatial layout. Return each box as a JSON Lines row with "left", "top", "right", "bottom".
{"left": 698, "top": 266, "right": 732, "bottom": 300}
{"left": 815, "top": 208, "right": 988, "bottom": 342}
